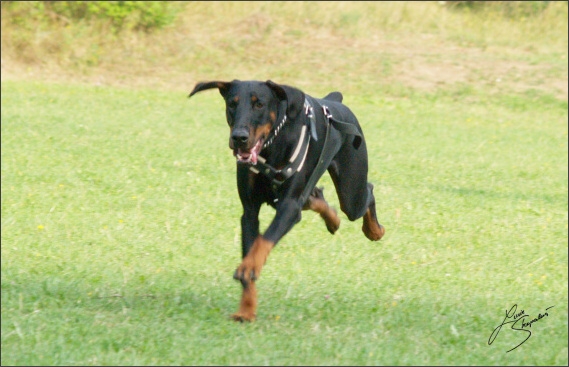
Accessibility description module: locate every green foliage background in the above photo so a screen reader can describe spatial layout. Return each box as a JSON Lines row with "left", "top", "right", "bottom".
{"left": 2, "top": 1, "right": 182, "bottom": 32}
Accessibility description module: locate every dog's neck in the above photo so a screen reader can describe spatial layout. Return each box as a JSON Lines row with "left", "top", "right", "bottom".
{"left": 262, "top": 101, "right": 288, "bottom": 151}
{"left": 248, "top": 102, "right": 312, "bottom": 189}
{"left": 261, "top": 115, "right": 308, "bottom": 164}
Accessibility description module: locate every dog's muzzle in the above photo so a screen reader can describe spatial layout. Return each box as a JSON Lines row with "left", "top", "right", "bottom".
{"left": 231, "top": 129, "right": 263, "bottom": 165}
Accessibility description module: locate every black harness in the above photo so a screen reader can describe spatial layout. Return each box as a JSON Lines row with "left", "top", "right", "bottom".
{"left": 248, "top": 97, "right": 362, "bottom": 205}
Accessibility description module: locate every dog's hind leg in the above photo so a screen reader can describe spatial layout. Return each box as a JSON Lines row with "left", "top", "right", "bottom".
{"left": 303, "top": 187, "right": 340, "bottom": 234}
{"left": 327, "top": 142, "right": 385, "bottom": 241}
{"left": 361, "top": 183, "right": 385, "bottom": 241}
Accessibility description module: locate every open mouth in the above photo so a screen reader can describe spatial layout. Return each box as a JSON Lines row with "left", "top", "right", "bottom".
{"left": 234, "top": 138, "right": 263, "bottom": 165}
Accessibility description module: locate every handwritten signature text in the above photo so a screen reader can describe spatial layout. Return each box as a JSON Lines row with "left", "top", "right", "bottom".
{"left": 488, "top": 304, "right": 554, "bottom": 352}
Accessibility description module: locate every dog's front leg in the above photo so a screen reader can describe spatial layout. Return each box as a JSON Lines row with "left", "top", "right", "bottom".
{"left": 232, "top": 166, "right": 263, "bottom": 322}
{"left": 234, "top": 199, "right": 301, "bottom": 283}
{"left": 232, "top": 199, "right": 301, "bottom": 322}
{"left": 231, "top": 207, "right": 262, "bottom": 322}
{"left": 231, "top": 235, "right": 272, "bottom": 322}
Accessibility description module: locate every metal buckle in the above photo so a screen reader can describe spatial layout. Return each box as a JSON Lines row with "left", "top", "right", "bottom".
{"left": 304, "top": 102, "right": 314, "bottom": 118}
{"left": 322, "top": 105, "right": 332, "bottom": 119}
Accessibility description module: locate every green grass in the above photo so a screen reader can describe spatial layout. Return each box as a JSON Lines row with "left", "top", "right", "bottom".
{"left": 1, "top": 80, "right": 567, "bottom": 365}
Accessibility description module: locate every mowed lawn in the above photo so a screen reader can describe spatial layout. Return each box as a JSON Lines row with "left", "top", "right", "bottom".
{"left": 1, "top": 80, "right": 567, "bottom": 365}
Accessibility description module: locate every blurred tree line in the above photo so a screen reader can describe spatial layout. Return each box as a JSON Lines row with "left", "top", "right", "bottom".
{"left": 1, "top": 1, "right": 185, "bottom": 32}
{"left": 443, "top": 1, "right": 551, "bottom": 17}
{"left": 1, "top": 1, "right": 556, "bottom": 34}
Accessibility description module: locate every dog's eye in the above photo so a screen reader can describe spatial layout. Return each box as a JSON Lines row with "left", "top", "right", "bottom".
{"left": 254, "top": 101, "right": 264, "bottom": 110}
{"left": 228, "top": 101, "right": 238, "bottom": 109}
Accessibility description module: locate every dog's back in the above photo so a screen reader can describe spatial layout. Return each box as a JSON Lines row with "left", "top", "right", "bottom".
{"left": 323, "top": 91, "right": 343, "bottom": 103}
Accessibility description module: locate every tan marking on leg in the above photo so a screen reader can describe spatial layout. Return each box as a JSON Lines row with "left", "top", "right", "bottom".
{"left": 308, "top": 197, "right": 340, "bottom": 234}
{"left": 234, "top": 236, "right": 274, "bottom": 284}
{"left": 232, "top": 236, "right": 274, "bottom": 322}
{"left": 362, "top": 208, "right": 385, "bottom": 241}
{"left": 231, "top": 282, "right": 257, "bottom": 322}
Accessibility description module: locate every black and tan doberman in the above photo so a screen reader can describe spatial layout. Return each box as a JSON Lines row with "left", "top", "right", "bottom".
{"left": 189, "top": 80, "right": 385, "bottom": 321}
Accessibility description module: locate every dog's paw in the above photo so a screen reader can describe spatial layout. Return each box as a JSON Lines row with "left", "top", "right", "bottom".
{"left": 363, "top": 222, "right": 385, "bottom": 241}
{"left": 233, "top": 236, "right": 274, "bottom": 284}
{"left": 231, "top": 311, "right": 256, "bottom": 322}
{"left": 362, "top": 204, "right": 385, "bottom": 241}
{"left": 324, "top": 207, "right": 341, "bottom": 234}
{"left": 233, "top": 258, "right": 261, "bottom": 284}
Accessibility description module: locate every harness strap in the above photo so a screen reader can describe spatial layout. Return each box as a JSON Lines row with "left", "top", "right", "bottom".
{"left": 304, "top": 98, "right": 318, "bottom": 141}
{"left": 322, "top": 105, "right": 363, "bottom": 149}
{"left": 250, "top": 124, "right": 311, "bottom": 191}
{"left": 329, "top": 116, "right": 362, "bottom": 137}
{"left": 248, "top": 96, "right": 361, "bottom": 204}
{"left": 298, "top": 116, "right": 341, "bottom": 205}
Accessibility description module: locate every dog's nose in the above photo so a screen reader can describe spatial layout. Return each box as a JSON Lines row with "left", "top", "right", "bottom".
{"left": 231, "top": 129, "right": 249, "bottom": 147}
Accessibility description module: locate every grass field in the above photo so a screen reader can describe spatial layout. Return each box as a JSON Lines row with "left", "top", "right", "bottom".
{"left": 1, "top": 1, "right": 568, "bottom": 366}
{"left": 1, "top": 79, "right": 567, "bottom": 365}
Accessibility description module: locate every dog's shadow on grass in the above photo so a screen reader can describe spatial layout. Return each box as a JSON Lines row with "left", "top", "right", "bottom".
{"left": 80, "top": 284, "right": 238, "bottom": 322}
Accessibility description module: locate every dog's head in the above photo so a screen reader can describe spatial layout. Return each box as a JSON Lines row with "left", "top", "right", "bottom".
{"left": 189, "top": 80, "right": 304, "bottom": 164}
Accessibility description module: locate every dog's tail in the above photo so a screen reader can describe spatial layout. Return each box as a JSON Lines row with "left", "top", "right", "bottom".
{"left": 322, "top": 91, "right": 343, "bottom": 103}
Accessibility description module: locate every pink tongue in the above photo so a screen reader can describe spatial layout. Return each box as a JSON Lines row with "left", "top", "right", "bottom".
{"left": 237, "top": 139, "right": 262, "bottom": 164}
{"left": 237, "top": 148, "right": 258, "bottom": 164}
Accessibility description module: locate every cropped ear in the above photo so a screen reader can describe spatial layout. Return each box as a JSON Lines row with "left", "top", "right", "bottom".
{"left": 265, "top": 80, "right": 305, "bottom": 119}
{"left": 188, "top": 80, "right": 235, "bottom": 98}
